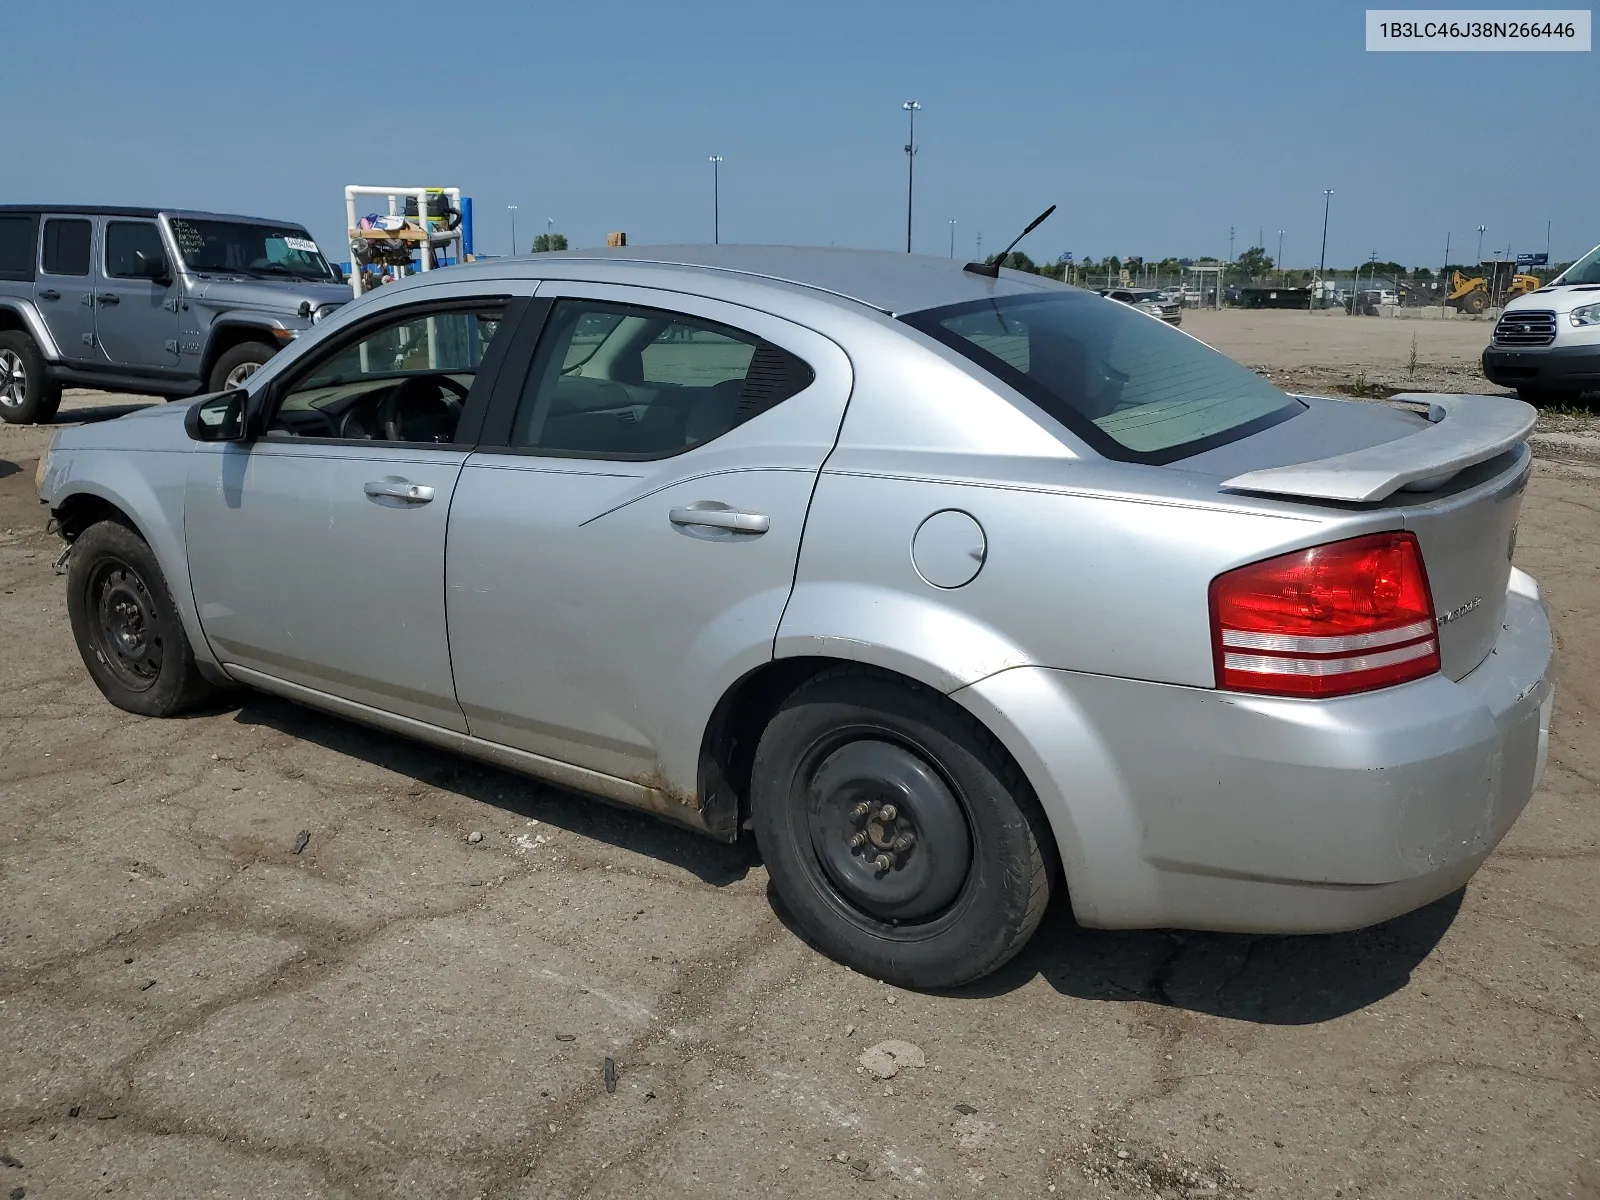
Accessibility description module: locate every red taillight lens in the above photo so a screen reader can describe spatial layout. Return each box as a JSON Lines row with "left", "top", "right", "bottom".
{"left": 1209, "top": 532, "right": 1440, "bottom": 697}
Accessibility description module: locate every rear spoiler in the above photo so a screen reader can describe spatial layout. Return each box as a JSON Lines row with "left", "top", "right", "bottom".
{"left": 1220, "top": 393, "right": 1536, "bottom": 504}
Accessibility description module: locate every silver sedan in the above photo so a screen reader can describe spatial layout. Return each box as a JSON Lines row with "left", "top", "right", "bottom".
{"left": 36, "top": 247, "right": 1554, "bottom": 988}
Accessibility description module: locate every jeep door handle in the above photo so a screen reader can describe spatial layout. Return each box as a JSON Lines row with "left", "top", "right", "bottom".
{"left": 98, "top": 293, "right": 120, "bottom": 306}
{"left": 38, "top": 289, "right": 60, "bottom": 301}
{"left": 364, "top": 481, "right": 435, "bottom": 504}
{"left": 669, "top": 505, "right": 770, "bottom": 534}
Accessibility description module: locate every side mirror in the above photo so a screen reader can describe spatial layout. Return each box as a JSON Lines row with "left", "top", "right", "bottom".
{"left": 331, "top": 263, "right": 346, "bottom": 284}
{"left": 135, "top": 250, "right": 172, "bottom": 286}
{"left": 184, "top": 389, "right": 249, "bottom": 442}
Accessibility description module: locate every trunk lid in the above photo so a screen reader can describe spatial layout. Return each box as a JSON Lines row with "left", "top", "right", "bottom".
{"left": 1185, "top": 393, "right": 1535, "bottom": 681}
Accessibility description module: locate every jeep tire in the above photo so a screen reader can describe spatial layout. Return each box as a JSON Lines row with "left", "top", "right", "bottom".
{"left": 0, "top": 330, "right": 63, "bottom": 425}
{"left": 207, "top": 341, "right": 278, "bottom": 394}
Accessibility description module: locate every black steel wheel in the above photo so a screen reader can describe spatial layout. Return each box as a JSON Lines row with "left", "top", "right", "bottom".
{"left": 86, "top": 557, "right": 164, "bottom": 691}
{"left": 752, "top": 667, "right": 1056, "bottom": 990}
{"left": 66, "top": 520, "right": 216, "bottom": 717}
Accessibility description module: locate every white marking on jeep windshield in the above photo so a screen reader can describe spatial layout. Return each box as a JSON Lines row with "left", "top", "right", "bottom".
{"left": 283, "top": 237, "right": 318, "bottom": 253}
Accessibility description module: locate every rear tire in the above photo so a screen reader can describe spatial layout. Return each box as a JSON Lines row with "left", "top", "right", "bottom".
{"left": 751, "top": 667, "right": 1056, "bottom": 990}
{"left": 207, "top": 341, "right": 277, "bottom": 394}
{"left": 1462, "top": 290, "right": 1489, "bottom": 315}
{"left": 0, "top": 330, "right": 63, "bottom": 425}
{"left": 66, "top": 520, "right": 216, "bottom": 717}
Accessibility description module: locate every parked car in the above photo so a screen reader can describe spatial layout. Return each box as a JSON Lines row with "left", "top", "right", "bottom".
{"left": 0, "top": 205, "right": 348, "bottom": 424}
{"left": 1482, "top": 239, "right": 1600, "bottom": 406}
{"left": 1098, "top": 286, "right": 1183, "bottom": 325}
{"left": 36, "top": 246, "right": 1553, "bottom": 988}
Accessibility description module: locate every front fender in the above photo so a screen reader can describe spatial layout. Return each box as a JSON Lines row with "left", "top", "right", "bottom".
{"left": 45, "top": 450, "right": 221, "bottom": 675}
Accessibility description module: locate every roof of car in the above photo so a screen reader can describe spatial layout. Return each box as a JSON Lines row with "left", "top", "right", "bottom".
{"left": 0, "top": 205, "right": 308, "bottom": 227}
{"left": 474, "top": 245, "right": 1065, "bottom": 316}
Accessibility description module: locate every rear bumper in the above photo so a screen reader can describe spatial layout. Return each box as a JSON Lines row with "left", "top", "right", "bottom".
{"left": 955, "top": 572, "right": 1554, "bottom": 933}
{"left": 1483, "top": 344, "right": 1600, "bottom": 389}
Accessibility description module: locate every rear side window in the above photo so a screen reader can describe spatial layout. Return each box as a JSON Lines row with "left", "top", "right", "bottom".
{"left": 0, "top": 213, "right": 38, "bottom": 281}
{"left": 104, "top": 221, "right": 168, "bottom": 279}
{"left": 42, "top": 219, "right": 92, "bottom": 276}
{"left": 904, "top": 291, "right": 1301, "bottom": 463}
{"left": 508, "top": 299, "right": 814, "bottom": 458}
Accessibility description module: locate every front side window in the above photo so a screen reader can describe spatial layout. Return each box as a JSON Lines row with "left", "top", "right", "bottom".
{"left": 104, "top": 221, "right": 168, "bottom": 280}
{"left": 168, "top": 218, "right": 336, "bottom": 282}
{"left": 509, "top": 300, "right": 813, "bottom": 458}
{"left": 269, "top": 304, "right": 504, "bottom": 443}
{"left": 904, "top": 291, "right": 1301, "bottom": 461}
{"left": 42, "top": 219, "right": 91, "bottom": 276}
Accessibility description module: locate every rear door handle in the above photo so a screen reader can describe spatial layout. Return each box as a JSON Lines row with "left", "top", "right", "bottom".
{"left": 38, "top": 289, "right": 60, "bottom": 301}
{"left": 98, "top": 293, "right": 120, "bottom": 306}
{"left": 364, "top": 480, "right": 435, "bottom": 504}
{"left": 669, "top": 505, "right": 770, "bottom": 534}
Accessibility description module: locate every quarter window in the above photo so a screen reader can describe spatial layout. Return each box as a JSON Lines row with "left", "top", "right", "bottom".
{"left": 0, "top": 214, "right": 37, "bottom": 281}
{"left": 104, "top": 221, "right": 168, "bottom": 279}
{"left": 509, "top": 299, "right": 814, "bottom": 457}
{"left": 269, "top": 305, "right": 505, "bottom": 444}
{"left": 42, "top": 219, "right": 92, "bottom": 276}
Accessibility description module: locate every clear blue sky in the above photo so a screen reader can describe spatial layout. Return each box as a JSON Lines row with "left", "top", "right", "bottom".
{"left": 11, "top": 0, "right": 1597, "bottom": 269}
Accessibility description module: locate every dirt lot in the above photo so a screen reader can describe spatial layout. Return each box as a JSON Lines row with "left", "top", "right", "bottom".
{"left": 2, "top": 330, "right": 1598, "bottom": 1199}
{"left": 1186, "top": 308, "right": 1521, "bottom": 399}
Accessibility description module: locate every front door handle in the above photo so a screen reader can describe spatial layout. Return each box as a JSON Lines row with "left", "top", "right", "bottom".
{"left": 98, "top": 293, "right": 120, "bottom": 306}
{"left": 38, "top": 289, "right": 61, "bottom": 301}
{"left": 364, "top": 480, "right": 435, "bottom": 504}
{"left": 669, "top": 505, "right": 770, "bottom": 534}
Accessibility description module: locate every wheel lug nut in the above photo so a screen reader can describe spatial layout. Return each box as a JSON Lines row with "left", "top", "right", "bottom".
{"left": 872, "top": 853, "right": 892, "bottom": 872}
{"left": 877, "top": 804, "right": 898, "bottom": 822}
{"left": 849, "top": 802, "right": 871, "bottom": 821}
{"left": 849, "top": 832, "right": 868, "bottom": 849}
{"left": 892, "top": 833, "right": 915, "bottom": 852}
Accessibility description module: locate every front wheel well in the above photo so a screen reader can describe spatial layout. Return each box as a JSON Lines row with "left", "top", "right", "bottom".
{"left": 53, "top": 493, "right": 140, "bottom": 543}
{"left": 697, "top": 657, "right": 1046, "bottom": 849}
{"left": 199, "top": 327, "right": 279, "bottom": 388}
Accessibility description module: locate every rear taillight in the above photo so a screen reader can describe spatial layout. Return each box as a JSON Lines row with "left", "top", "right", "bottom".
{"left": 1209, "top": 532, "right": 1439, "bottom": 698}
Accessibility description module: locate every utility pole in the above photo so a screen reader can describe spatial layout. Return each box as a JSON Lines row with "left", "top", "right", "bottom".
{"left": 708, "top": 156, "right": 723, "bottom": 245}
{"left": 1314, "top": 190, "right": 1333, "bottom": 309}
{"left": 975, "top": 230, "right": 982, "bottom": 261}
{"left": 948, "top": 219, "right": 956, "bottom": 258}
{"left": 902, "top": 101, "right": 920, "bottom": 253}
{"left": 1276, "top": 230, "right": 1285, "bottom": 283}
{"left": 507, "top": 205, "right": 518, "bottom": 255}
{"left": 1546, "top": 220, "right": 1552, "bottom": 262}
{"left": 1229, "top": 225, "right": 1235, "bottom": 263}
{"left": 1476, "top": 224, "right": 1487, "bottom": 263}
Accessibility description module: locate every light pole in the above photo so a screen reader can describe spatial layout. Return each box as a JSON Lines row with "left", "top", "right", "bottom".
{"left": 1476, "top": 224, "right": 1487, "bottom": 263}
{"left": 948, "top": 219, "right": 956, "bottom": 258}
{"left": 1546, "top": 220, "right": 1552, "bottom": 262}
{"left": 508, "top": 205, "right": 518, "bottom": 255}
{"left": 708, "top": 156, "right": 723, "bottom": 245}
{"left": 1316, "top": 190, "right": 1333, "bottom": 309}
{"left": 902, "top": 100, "right": 920, "bottom": 253}
{"left": 1276, "top": 229, "right": 1285, "bottom": 282}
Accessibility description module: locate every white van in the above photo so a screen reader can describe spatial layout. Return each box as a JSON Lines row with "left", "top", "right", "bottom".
{"left": 1482, "top": 242, "right": 1600, "bottom": 404}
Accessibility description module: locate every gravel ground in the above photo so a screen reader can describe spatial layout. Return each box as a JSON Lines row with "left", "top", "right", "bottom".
{"left": 1, "top": 343, "right": 1597, "bottom": 1198}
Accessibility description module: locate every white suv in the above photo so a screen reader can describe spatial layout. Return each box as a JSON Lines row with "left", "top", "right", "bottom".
{"left": 1482, "top": 241, "right": 1600, "bottom": 404}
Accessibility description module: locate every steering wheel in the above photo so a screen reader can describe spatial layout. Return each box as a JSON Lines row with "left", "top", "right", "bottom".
{"left": 378, "top": 374, "right": 469, "bottom": 442}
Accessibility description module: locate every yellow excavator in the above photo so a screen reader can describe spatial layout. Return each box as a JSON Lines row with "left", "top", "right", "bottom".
{"left": 1447, "top": 261, "right": 1541, "bottom": 314}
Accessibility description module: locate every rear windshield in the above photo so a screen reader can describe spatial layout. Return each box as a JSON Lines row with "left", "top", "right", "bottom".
{"left": 904, "top": 291, "right": 1302, "bottom": 462}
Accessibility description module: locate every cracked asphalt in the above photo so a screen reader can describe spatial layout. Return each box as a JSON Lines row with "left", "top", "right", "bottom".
{"left": 1, "top": 387, "right": 1597, "bottom": 1199}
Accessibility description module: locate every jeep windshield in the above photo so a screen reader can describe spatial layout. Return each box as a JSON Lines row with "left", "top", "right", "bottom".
{"left": 903, "top": 290, "right": 1302, "bottom": 463}
{"left": 168, "top": 218, "right": 337, "bottom": 282}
